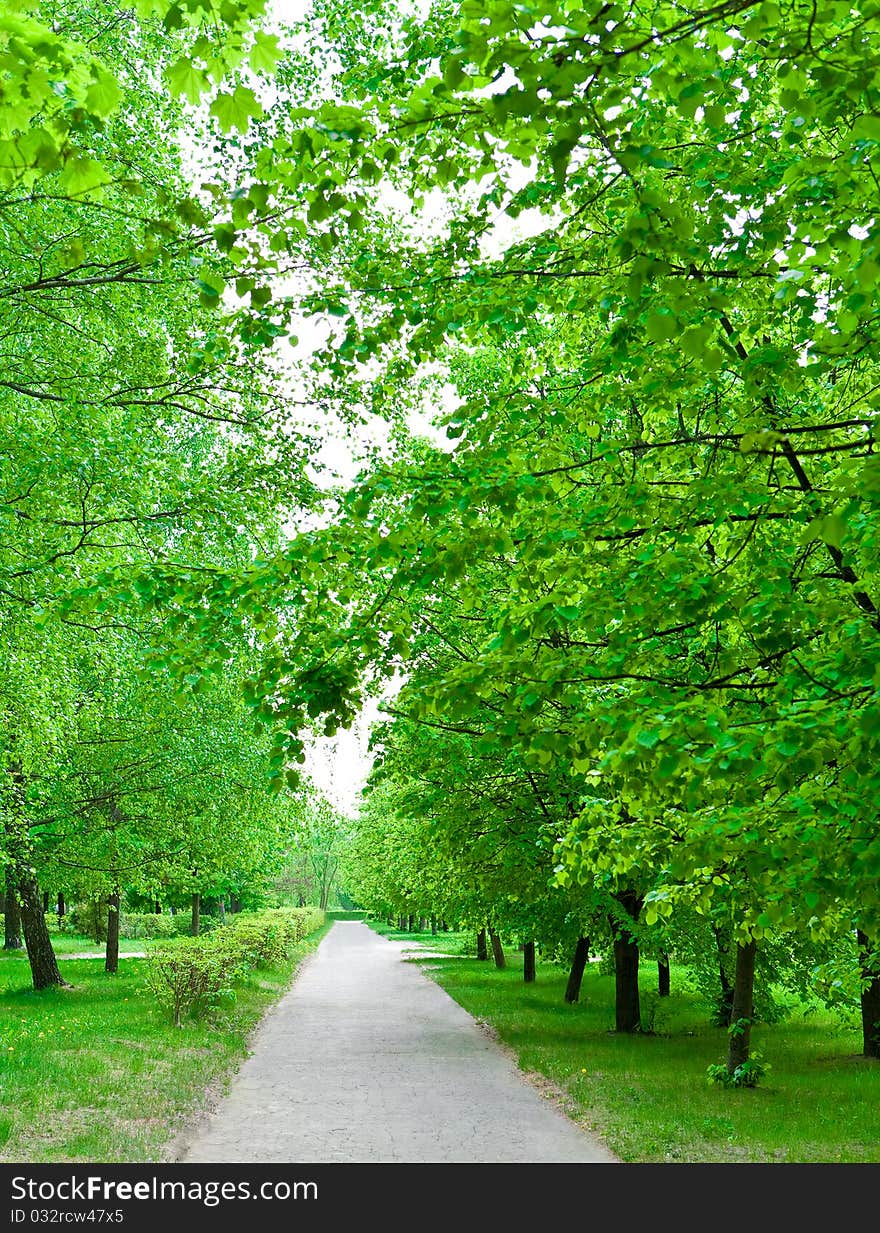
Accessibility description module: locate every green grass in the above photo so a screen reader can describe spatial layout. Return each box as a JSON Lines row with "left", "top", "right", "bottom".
{"left": 366, "top": 920, "right": 471, "bottom": 955}
{"left": 383, "top": 936, "right": 880, "bottom": 1163}
{"left": 2, "top": 933, "right": 161, "bottom": 959}
{"left": 0, "top": 924, "right": 330, "bottom": 1162}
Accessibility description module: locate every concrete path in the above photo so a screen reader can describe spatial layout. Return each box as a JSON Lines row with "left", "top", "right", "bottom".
{"left": 183, "top": 920, "right": 615, "bottom": 1163}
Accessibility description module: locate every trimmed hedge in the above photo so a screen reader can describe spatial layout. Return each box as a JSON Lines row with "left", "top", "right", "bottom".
{"left": 147, "top": 907, "right": 324, "bottom": 1026}
{"left": 118, "top": 913, "right": 177, "bottom": 939}
{"left": 118, "top": 913, "right": 223, "bottom": 939}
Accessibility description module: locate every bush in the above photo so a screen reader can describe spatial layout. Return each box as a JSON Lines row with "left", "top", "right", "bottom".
{"left": 707, "top": 1052, "right": 770, "bottom": 1089}
{"left": 70, "top": 900, "right": 107, "bottom": 942}
{"left": 118, "top": 913, "right": 177, "bottom": 940}
{"left": 147, "top": 907, "right": 324, "bottom": 1025}
{"left": 171, "top": 913, "right": 222, "bottom": 936}
{"left": 228, "top": 907, "right": 323, "bottom": 966}
{"left": 146, "top": 938, "right": 244, "bottom": 1027}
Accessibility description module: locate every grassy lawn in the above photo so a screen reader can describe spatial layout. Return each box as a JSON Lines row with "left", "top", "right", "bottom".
{"left": 366, "top": 920, "right": 471, "bottom": 955}
{"left": 375, "top": 929, "right": 880, "bottom": 1163}
{"left": 0, "top": 923, "right": 330, "bottom": 1162}
{"left": 2, "top": 934, "right": 160, "bottom": 958}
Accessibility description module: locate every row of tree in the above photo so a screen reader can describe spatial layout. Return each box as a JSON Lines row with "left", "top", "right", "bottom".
{"left": 189, "top": 0, "right": 880, "bottom": 1082}
{"left": 1, "top": 0, "right": 345, "bottom": 990}
{"left": 7, "top": 0, "right": 880, "bottom": 1087}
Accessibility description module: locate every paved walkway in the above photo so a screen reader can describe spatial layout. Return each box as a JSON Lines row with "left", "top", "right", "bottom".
{"left": 182, "top": 920, "right": 615, "bottom": 1163}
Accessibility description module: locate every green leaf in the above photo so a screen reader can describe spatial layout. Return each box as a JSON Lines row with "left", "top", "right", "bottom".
{"left": 196, "top": 267, "right": 225, "bottom": 299}
{"left": 250, "top": 31, "right": 283, "bottom": 74}
{"left": 85, "top": 66, "right": 122, "bottom": 118}
{"left": 636, "top": 730, "right": 660, "bottom": 749}
{"left": 166, "top": 57, "right": 207, "bottom": 105}
{"left": 646, "top": 312, "right": 678, "bottom": 342}
{"left": 210, "top": 86, "right": 263, "bottom": 134}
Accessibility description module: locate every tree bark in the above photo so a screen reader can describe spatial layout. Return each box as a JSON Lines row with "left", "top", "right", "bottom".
{"left": 430, "top": 915, "right": 437, "bottom": 935}
{"left": 857, "top": 929, "right": 880, "bottom": 1059}
{"left": 565, "top": 936, "right": 590, "bottom": 1004}
{"left": 91, "top": 897, "right": 106, "bottom": 944}
{"left": 713, "top": 924, "right": 735, "bottom": 1026}
{"left": 19, "top": 875, "right": 68, "bottom": 990}
{"left": 611, "top": 891, "right": 644, "bottom": 1032}
{"left": 726, "top": 940, "right": 757, "bottom": 1076}
{"left": 658, "top": 953, "right": 671, "bottom": 997}
{"left": 105, "top": 891, "right": 120, "bottom": 975}
{"left": 419, "top": 916, "right": 427, "bottom": 932}
{"left": 57, "top": 892, "right": 65, "bottom": 918}
{"left": 407, "top": 913, "right": 415, "bottom": 932}
{"left": 476, "top": 927, "right": 488, "bottom": 960}
{"left": 489, "top": 927, "right": 506, "bottom": 969}
{"left": 191, "top": 892, "right": 201, "bottom": 937}
{"left": 523, "top": 940, "right": 536, "bottom": 983}
{"left": 218, "top": 896, "right": 226, "bottom": 922}
{"left": 4, "top": 866, "right": 22, "bottom": 950}
{"left": 154, "top": 899, "right": 161, "bottom": 914}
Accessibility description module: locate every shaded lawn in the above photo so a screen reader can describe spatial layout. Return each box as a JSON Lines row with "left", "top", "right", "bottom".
{"left": 403, "top": 948, "right": 880, "bottom": 1163}
{"left": 0, "top": 925, "right": 330, "bottom": 1162}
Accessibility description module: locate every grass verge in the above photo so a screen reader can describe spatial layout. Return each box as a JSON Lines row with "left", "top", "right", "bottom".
{"left": 374, "top": 929, "right": 880, "bottom": 1163}
{"left": 0, "top": 922, "right": 331, "bottom": 1162}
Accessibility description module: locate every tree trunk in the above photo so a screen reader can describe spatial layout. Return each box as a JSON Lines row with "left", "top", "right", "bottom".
{"left": 4, "top": 866, "right": 22, "bottom": 950}
{"left": 218, "top": 896, "right": 226, "bottom": 922}
{"left": 154, "top": 899, "right": 161, "bottom": 914}
{"left": 19, "top": 875, "right": 68, "bottom": 990}
{"left": 91, "top": 897, "right": 106, "bottom": 944}
{"left": 523, "top": 940, "right": 536, "bottom": 983}
{"left": 105, "top": 891, "right": 120, "bottom": 975}
{"left": 476, "top": 927, "right": 488, "bottom": 960}
{"left": 42, "top": 890, "right": 49, "bottom": 911}
{"left": 611, "top": 891, "right": 644, "bottom": 1032}
{"left": 857, "top": 930, "right": 880, "bottom": 1059}
{"left": 229, "top": 894, "right": 241, "bottom": 913}
{"left": 430, "top": 915, "right": 437, "bottom": 935}
{"left": 407, "top": 913, "right": 415, "bottom": 932}
{"left": 419, "top": 916, "right": 427, "bottom": 932}
{"left": 565, "top": 936, "right": 590, "bottom": 1004}
{"left": 57, "top": 892, "right": 65, "bottom": 918}
{"left": 191, "top": 892, "right": 201, "bottom": 937}
{"left": 726, "top": 940, "right": 757, "bottom": 1076}
{"left": 658, "top": 953, "right": 671, "bottom": 997}
{"left": 489, "top": 927, "right": 505, "bottom": 969}
{"left": 713, "top": 925, "right": 735, "bottom": 1026}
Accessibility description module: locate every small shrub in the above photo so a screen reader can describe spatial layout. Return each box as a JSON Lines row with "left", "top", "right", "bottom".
{"left": 71, "top": 900, "right": 107, "bottom": 942}
{"left": 119, "top": 913, "right": 177, "bottom": 940}
{"left": 707, "top": 1053, "right": 770, "bottom": 1089}
{"left": 147, "top": 907, "right": 324, "bottom": 1024}
{"left": 171, "top": 913, "right": 221, "bottom": 936}
{"left": 146, "top": 938, "right": 245, "bottom": 1027}
{"left": 228, "top": 908, "right": 316, "bottom": 966}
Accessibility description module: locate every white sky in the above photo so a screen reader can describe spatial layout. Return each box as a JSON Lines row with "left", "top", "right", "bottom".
{"left": 232, "top": 0, "right": 542, "bottom": 813}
